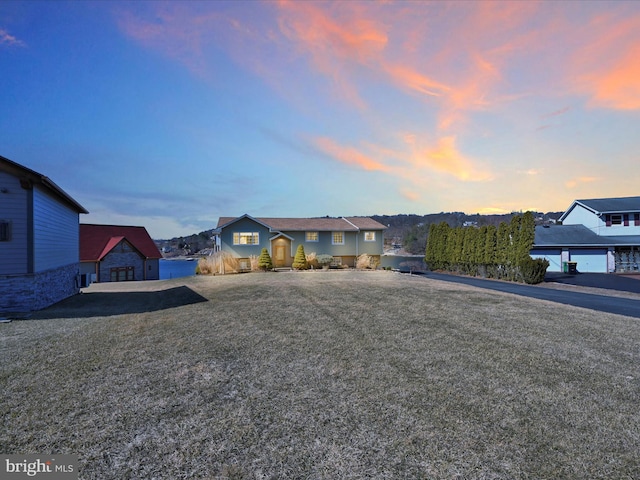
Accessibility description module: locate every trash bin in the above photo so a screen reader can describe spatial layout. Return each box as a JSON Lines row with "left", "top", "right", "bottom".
{"left": 568, "top": 261, "right": 578, "bottom": 274}
{"left": 563, "top": 261, "right": 568, "bottom": 273}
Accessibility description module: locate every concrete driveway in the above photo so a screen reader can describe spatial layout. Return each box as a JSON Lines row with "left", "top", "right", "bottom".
{"left": 422, "top": 271, "right": 640, "bottom": 319}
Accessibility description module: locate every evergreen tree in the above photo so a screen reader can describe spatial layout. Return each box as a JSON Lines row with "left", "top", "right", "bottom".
{"left": 483, "top": 225, "right": 497, "bottom": 273}
{"left": 517, "top": 211, "right": 536, "bottom": 264}
{"left": 425, "top": 223, "right": 438, "bottom": 268}
{"left": 257, "top": 248, "right": 273, "bottom": 271}
{"left": 292, "top": 244, "right": 308, "bottom": 270}
{"left": 496, "top": 222, "right": 511, "bottom": 278}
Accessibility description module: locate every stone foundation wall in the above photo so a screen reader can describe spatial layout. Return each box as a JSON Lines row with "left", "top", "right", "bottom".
{"left": 99, "top": 251, "right": 144, "bottom": 282}
{"left": 0, "top": 263, "right": 80, "bottom": 313}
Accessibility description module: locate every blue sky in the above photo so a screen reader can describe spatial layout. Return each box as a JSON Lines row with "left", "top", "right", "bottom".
{"left": 2, "top": 1, "right": 640, "bottom": 239}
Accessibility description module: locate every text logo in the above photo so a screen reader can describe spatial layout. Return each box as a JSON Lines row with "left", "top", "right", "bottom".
{"left": 1, "top": 455, "right": 77, "bottom": 479}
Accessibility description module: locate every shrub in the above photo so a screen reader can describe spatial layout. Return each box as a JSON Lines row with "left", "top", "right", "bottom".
{"left": 519, "top": 257, "right": 549, "bottom": 284}
{"left": 257, "top": 248, "right": 273, "bottom": 271}
{"left": 292, "top": 244, "right": 308, "bottom": 270}
{"left": 316, "top": 254, "right": 333, "bottom": 268}
{"left": 306, "top": 252, "right": 319, "bottom": 269}
{"left": 356, "top": 254, "right": 378, "bottom": 269}
{"left": 197, "top": 252, "right": 239, "bottom": 275}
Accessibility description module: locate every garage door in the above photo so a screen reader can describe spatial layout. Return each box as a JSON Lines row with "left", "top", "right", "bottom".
{"left": 569, "top": 249, "right": 608, "bottom": 273}
{"left": 530, "top": 249, "right": 562, "bottom": 272}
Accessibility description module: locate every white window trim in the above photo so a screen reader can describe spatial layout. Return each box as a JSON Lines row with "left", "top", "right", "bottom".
{"left": 233, "top": 232, "right": 260, "bottom": 245}
{"left": 306, "top": 231, "right": 319, "bottom": 242}
{"left": 332, "top": 231, "right": 345, "bottom": 245}
{"left": 364, "top": 231, "right": 376, "bottom": 242}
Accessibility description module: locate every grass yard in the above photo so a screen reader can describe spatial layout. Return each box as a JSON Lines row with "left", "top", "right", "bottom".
{"left": 1, "top": 271, "right": 639, "bottom": 479}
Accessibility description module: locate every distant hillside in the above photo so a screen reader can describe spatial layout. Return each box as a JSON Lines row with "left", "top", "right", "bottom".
{"left": 155, "top": 229, "right": 216, "bottom": 257}
{"left": 154, "top": 211, "right": 563, "bottom": 256}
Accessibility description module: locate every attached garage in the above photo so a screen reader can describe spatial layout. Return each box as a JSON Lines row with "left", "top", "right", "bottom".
{"left": 568, "top": 249, "right": 608, "bottom": 273}
{"left": 530, "top": 248, "right": 562, "bottom": 272}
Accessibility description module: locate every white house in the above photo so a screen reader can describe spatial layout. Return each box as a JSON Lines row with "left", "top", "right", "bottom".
{"left": 531, "top": 196, "right": 640, "bottom": 273}
{"left": 0, "top": 155, "right": 88, "bottom": 313}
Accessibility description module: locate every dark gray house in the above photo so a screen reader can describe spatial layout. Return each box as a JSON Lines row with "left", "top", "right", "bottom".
{"left": 0, "top": 155, "right": 88, "bottom": 313}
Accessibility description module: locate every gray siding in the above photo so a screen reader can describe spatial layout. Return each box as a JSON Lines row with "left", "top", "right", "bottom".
{"left": 0, "top": 171, "right": 29, "bottom": 274}
{"left": 357, "top": 230, "right": 384, "bottom": 255}
{"left": 294, "top": 231, "right": 357, "bottom": 257}
{"left": 33, "top": 185, "right": 80, "bottom": 272}
{"left": 146, "top": 258, "right": 160, "bottom": 280}
{"left": 220, "top": 217, "right": 271, "bottom": 258}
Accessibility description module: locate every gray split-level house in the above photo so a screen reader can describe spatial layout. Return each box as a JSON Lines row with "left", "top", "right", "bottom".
{"left": 215, "top": 214, "right": 387, "bottom": 269}
{"left": 531, "top": 196, "right": 640, "bottom": 273}
{"left": 0, "top": 155, "right": 88, "bottom": 313}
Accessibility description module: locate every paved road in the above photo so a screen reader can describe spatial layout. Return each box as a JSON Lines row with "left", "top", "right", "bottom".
{"left": 421, "top": 272, "right": 640, "bottom": 319}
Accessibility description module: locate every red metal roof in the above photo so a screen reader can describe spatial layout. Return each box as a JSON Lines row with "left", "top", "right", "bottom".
{"left": 80, "top": 224, "right": 162, "bottom": 262}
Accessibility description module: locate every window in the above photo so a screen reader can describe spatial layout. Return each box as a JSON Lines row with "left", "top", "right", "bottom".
{"left": 611, "top": 215, "right": 623, "bottom": 225}
{"left": 364, "top": 231, "right": 376, "bottom": 242}
{"left": 332, "top": 231, "right": 344, "bottom": 245}
{"left": 110, "top": 266, "right": 134, "bottom": 282}
{"left": 233, "top": 232, "right": 259, "bottom": 245}
{"left": 0, "top": 220, "right": 11, "bottom": 241}
{"left": 306, "top": 231, "right": 319, "bottom": 242}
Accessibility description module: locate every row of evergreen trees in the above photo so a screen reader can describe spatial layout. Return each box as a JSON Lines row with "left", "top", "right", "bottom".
{"left": 425, "top": 212, "right": 549, "bottom": 284}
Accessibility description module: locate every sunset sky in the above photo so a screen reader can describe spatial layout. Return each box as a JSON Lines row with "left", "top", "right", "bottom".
{"left": 2, "top": 1, "right": 639, "bottom": 238}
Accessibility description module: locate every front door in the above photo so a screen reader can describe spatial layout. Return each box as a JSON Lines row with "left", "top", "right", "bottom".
{"left": 274, "top": 245, "right": 286, "bottom": 267}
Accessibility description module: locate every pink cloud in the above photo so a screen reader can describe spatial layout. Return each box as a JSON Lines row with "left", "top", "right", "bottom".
{"left": 312, "top": 137, "right": 391, "bottom": 172}
{"left": 0, "top": 28, "right": 26, "bottom": 48}
{"left": 416, "top": 136, "right": 492, "bottom": 182}
{"left": 564, "top": 176, "right": 598, "bottom": 189}
{"left": 542, "top": 106, "right": 570, "bottom": 118}
{"left": 567, "top": 11, "right": 640, "bottom": 110}
{"left": 276, "top": 1, "right": 389, "bottom": 108}
{"left": 115, "top": 6, "right": 221, "bottom": 79}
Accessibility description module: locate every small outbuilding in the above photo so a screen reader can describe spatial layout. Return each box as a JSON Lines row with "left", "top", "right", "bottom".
{"left": 80, "top": 224, "right": 162, "bottom": 284}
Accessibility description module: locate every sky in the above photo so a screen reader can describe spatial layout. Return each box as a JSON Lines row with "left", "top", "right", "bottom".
{"left": 2, "top": 1, "right": 640, "bottom": 239}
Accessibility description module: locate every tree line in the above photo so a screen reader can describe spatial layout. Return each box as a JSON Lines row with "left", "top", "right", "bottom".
{"left": 425, "top": 212, "right": 549, "bottom": 284}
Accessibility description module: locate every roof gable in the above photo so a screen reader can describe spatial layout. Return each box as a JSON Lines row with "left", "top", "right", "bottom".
{"left": 216, "top": 215, "right": 387, "bottom": 232}
{"left": 0, "top": 155, "right": 88, "bottom": 214}
{"left": 216, "top": 214, "right": 272, "bottom": 231}
{"left": 80, "top": 224, "right": 162, "bottom": 261}
{"left": 561, "top": 196, "right": 640, "bottom": 221}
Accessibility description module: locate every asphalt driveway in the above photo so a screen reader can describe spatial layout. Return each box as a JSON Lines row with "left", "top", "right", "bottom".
{"left": 544, "top": 272, "right": 640, "bottom": 293}
{"left": 423, "top": 271, "right": 640, "bottom": 319}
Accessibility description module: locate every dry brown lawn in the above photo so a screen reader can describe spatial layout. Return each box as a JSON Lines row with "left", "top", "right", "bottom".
{"left": 1, "top": 271, "right": 639, "bottom": 479}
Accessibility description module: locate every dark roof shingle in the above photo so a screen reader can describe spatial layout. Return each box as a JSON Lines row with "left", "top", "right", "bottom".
{"left": 216, "top": 215, "right": 386, "bottom": 231}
